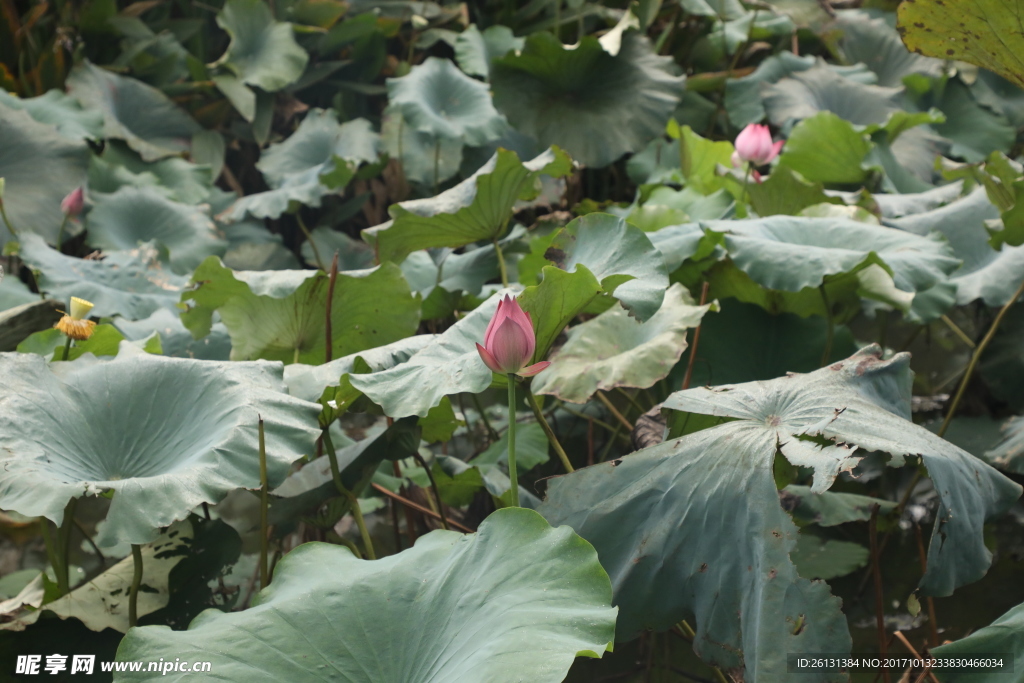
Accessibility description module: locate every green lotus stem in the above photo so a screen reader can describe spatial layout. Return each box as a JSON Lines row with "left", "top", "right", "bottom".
{"left": 292, "top": 346, "right": 300, "bottom": 365}
{"left": 596, "top": 391, "right": 633, "bottom": 431}
{"left": 940, "top": 314, "right": 976, "bottom": 349}
{"left": 525, "top": 386, "right": 574, "bottom": 473}
{"left": 60, "top": 336, "right": 73, "bottom": 362}
{"left": 56, "top": 214, "right": 69, "bottom": 251}
{"left": 323, "top": 427, "right": 376, "bottom": 559}
{"left": 0, "top": 201, "right": 17, "bottom": 238}
{"left": 38, "top": 518, "right": 62, "bottom": 597}
{"left": 129, "top": 544, "right": 143, "bottom": 628}
{"left": 740, "top": 164, "right": 752, "bottom": 208}
{"left": 432, "top": 139, "right": 441, "bottom": 194}
{"left": 507, "top": 375, "right": 520, "bottom": 507}
{"left": 819, "top": 284, "right": 834, "bottom": 367}
{"left": 258, "top": 416, "right": 269, "bottom": 589}
{"left": 492, "top": 237, "right": 509, "bottom": 288}
{"left": 295, "top": 213, "right": 325, "bottom": 271}
{"left": 57, "top": 498, "right": 77, "bottom": 597}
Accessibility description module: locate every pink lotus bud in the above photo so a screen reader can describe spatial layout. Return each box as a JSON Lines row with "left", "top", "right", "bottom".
{"left": 733, "top": 124, "right": 784, "bottom": 166}
{"left": 476, "top": 293, "right": 551, "bottom": 377}
{"left": 61, "top": 187, "right": 84, "bottom": 216}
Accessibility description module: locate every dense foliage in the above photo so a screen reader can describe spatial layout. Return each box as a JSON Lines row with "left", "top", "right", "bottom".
{"left": 1, "top": 0, "right": 1023, "bottom": 681}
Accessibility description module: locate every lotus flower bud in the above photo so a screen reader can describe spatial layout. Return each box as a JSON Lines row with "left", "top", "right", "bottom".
{"left": 61, "top": 187, "right": 85, "bottom": 216}
{"left": 476, "top": 294, "right": 551, "bottom": 377}
{"left": 732, "top": 124, "right": 784, "bottom": 167}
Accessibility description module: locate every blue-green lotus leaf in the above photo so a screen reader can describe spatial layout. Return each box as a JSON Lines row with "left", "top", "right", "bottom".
{"left": 85, "top": 187, "right": 227, "bottom": 274}
{"left": 834, "top": 10, "right": 943, "bottom": 87}
{"left": 66, "top": 61, "right": 201, "bottom": 161}
{"left": 930, "top": 602, "right": 1024, "bottom": 682}
{"left": 491, "top": 32, "right": 684, "bottom": 168}
{"left": 454, "top": 24, "right": 523, "bottom": 79}
{"left": 387, "top": 57, "right": 508, "bottom": 145}
{"left": 0, "top": 350, "right": 320, "bottom": 546}
{"left": 114, "top": 308, "right": 232, "bottom": 361}
{"left": 213, "top": 0, "right": 309, "bottom": 92}
{"left": 113, "top": 508, "right": 616, "bottom": 682}
{"left": 88, "top": 142, "right": 214, "bottom": 205}
{"left": 18, "top": 234, "right": 188, "bottom": 320}
{"left": 0, "top": 102, "right": 89, "bottom": 243}
{"left": 222, "top": 111, "right": 379, "bottom": 221}
{"left": 381, "top": 108, "right": 464, "bottom": 187}
{"left": 0, "top": 89, "right": 103, "bottom": 141}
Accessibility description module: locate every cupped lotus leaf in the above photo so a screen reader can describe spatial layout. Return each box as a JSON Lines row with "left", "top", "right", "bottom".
{"left": 532, "top": 284, "right": 713, "bottom": 403}
{"left": 491, "top": 32, "right": 684, "bottom": 168}
{"left": 180, "top": 257, "right": 419, "bottom": 364}
{"left": 364, "top": 147, "right": 572, "bottom": 264}
{"left": 455, "top": 24, "right": 523, "bottom": 79}
{"left": 113, "top": 508, "right": 616, "bottom": 683}
{"left": 18, "top": 234, "right": 188, "bottom": 320}
{"left": 542, "top": 213, "right": 670, "bottom": 321}
{"left": 85, "top": 187, "right": 227, "bottom": 274}
{"left": 221, "top": 112, "right": 379, "bottom": 222}
{"left": 886, "top": 187, "right": 1024, "bottom": 306}
{"left": 114, "top": 308, "right": 232, "bottom": 361}
{"left": 834, "top": 10, "right": 943, "bottom": 88}
{"left": 896, "top": 0, "right": 1024, "bottom": 90}
{"left": 386, "top": 57, "right": 508, "bottom": 145}
{"left": 0, "top": 102, "right": 89, "bottom": 243}
{"left": 0, "top": 89, "right": 103, "bottom": 141}
{"left": 66, "top": 62, "right": 200, "bottom": 161}
{"left": 0, "top": 351, "right": 321, "bottom": 546}
{"left": 213, "top": 0, "right": 309, "bottom": 92}
{"left": 663, "top": 345, "right": 1021, "bottom": 595}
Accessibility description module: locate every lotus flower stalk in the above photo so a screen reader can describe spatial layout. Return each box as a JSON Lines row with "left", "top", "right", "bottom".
{"left": 55, "top": 296, "right": 97, "bottom": 359}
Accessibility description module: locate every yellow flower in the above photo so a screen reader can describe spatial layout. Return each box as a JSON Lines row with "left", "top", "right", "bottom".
{"left": 55, "top": 297, "right": 96, "bottom": 341}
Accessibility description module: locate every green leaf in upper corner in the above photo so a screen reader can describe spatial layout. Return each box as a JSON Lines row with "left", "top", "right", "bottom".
{"left": 0, "top": 101, "right": 89, "bottom": 244}
{"left": 113, "top": 509, "right": 616, "bottom": 683}
{"left": 418, "top": 396, "right": 463, "bottom": 443}
{"left": 180, "top": 257, "right": 420, "bottom": 364}
{"left": 790, "top": 535, "right": 868, "bottom": 580}
{"left": 538, "top": 213, "right": 670, "bottom": 321}
{"left": 0, "top": 351, "right": 320, "bottom": 547}
{"left": 213, "top": 0, "right": 309, "bottom": 92}
{"left": 364, "top": 147, "right": 571, "bottom": 264}
{"left": 777, "top": 111, "right": 872, "bottom": 185}
{"left": 221, "top": 112, "right": 379, "bottom": 222}
{"left": 531, "top": 283, "right": 713, "bottom": 404}
{"left": 66, "top": 61, "right": 200, "bottom": 162}
{"left": 0, "top": 89, "right": 103, "bottom": 142}
{"left": 931, "top": 602, "right": 1024, "bottom": 682}
{"left": 896, "top": 0, "right": 1024, "bottom": 90}
{"left": 85, "top": 187, "right": 227, "bottom": 275}
{"left": 670, "top": 123, "right": 735, "bottom": 194}
{"left": 387, "top": 57, "right": 507, "bottom": 146}
{"left": 454, "top": 24, "right": 523, "bottom": 80}
{"left": 491, "top": 32, "right": 684, "bottom": 168}
{"left": 18, "top": 234, "right": 188, "bottom": 320}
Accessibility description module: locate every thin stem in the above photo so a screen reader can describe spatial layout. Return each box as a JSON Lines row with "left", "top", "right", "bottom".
{"left": 741, "top": 164, "right": 752, "bottom": 207}
{"left": 819, "top": 284, "right": 835, "bottom": 367}
{"left": 493, "top": 237, "right": 509, "bottom": 288}
{"left": 292, "top": 345, "right": 300, "bottom": 365}
{"left": 433, "top": 139, "right": 441, "bottom": 194}
{"left": 60, "top": 336, "right": 73, "bottom": 362}
{"left": 39, "top": 519, "right": 62, "bottom": 597}
{"left": 682, "top": 282, "right": 710, "bottom": 390}
{"left": 73, "top": 518, "right": 105, "bottom": 569}
{"left": 507, "top": 375, "right": 520, "bottom": 507}
{"left": 258, "top": 416, "right": 269, "bottom": 589}
{"left": 869, "top": 504, "right": 891, "bottom": 683}
{"left": 894, "top": 631, "right": 941, "bottom": 683}
{"left": 525, "top": 386, "right": 574, "bottom": 473}
{"left": 295, "top": 213, "right": 325, "bottom": 271}
{"left": 0, "top": 201, "right": 17, "bottom": 238}
{"left": 323, "top": 427, "right": 376, "bottom": 559}
{"left": 325, "top": 252, "right": 339, "bottom": 363}
{"left": 471, "top": 392, "right": 499, "bottom": 441}
{"left": 615, "top": 387, "right": 647, "bottom": 417}
{"left": 558, "top": 403, "right": 617, "bottom": 435}
{"left": 938, "top": 276, "right": 1024, "bottom": 437}
{"left": 598, "top": 423, "right": 622, "bottom": 462}
{"left": 940, "top": 314, "right": 976, "bottom": 349}
{"left": 412, "top": 452, "right": 449, "bottom": 530}
{"left": 370, "top": 483, "right": 473, "bottom": 532}
{"left": 56, "top": 214, "right": 69, "bottom": 251}
{"left": 596, "top": 391, "right": 633, "bottom": 431}
{"left": 57, "top": 499, "right": 77, "bottom": 597}
{"left": 334, "top": 535, "right": 363, "bottom": 559}
{"left": 129, "top": 544, "right": 143, "bottom": 628}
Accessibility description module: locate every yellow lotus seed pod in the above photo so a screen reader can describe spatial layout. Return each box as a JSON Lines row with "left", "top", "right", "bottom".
{"left": 69, "top": 297, "right": 94, "bottom": 320}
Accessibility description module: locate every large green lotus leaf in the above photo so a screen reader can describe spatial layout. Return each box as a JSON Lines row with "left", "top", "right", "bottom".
{"left": 113, "top": 508, "right": 616, "bottom": 682}
{"left": 983, "top": 416, "right": 1024, "bottom": 475}
{"left": 114, "top": 308, "right": 232, "bottom": 361}
{"left": 0, "top": 351, "right": 321, "bottom": 546}
{"left": 85, "top": 187, "right": 227, "bottom": 274}
{"left": 222, "top": 112, "right": 379, "bottom": 221}
{"left": 454, "top": 24, "right": 523, "bottom": 79}
{"left": 777, "top": 111, "right": 872, "bottom": 184}
{"left": 181, "top": 257, "right": 420, "bottom": 364}
{"left": 66, "top": 62, "right": 200, "bottom": 161}
{"left": 88, "top": 141, "right": 214, "bottom": 205}
{"left": 932, "top": 602, "right": 1024, "bottom": 683}
{"left": 491, "top": 32, "right": 684, "bottom": 168}
{"left": 763, "top": 64, "right": 901, "bottom": 130}
{"left": 532, "top": 283, "right": 712, "bottom": 403}
{"left": 886, "top": 187, "right": 1024, "bottom": 306}
{"left": 18, "top": 234, "right": 187, "bottom": 320}
{"left": 542, "top": 213, "right": 670, "bottom": 321}
{"left": 0, "top": 102, "right": 89, "bottom": 243}
{"left": 387, "top": 57, "right": 507, "bottom": 145}
{"left": 213, "top": 0, "right": 308, "bottom": 92}
{"left": 365, "top": 147, "right": 571, "bottom": 264}
{"left": 834, "top": 10, "right": 943, "bottom": 87}
{"left": 896, "top": 0, "right": 1024, "bottom": 90}
{"left": 538, "top": 422, "right": 851, "bottom": 679}
{"left": 0, "top": 89, "right": 103, "bottom": 141}
{"left": 663, "top": 345, "right": 1021, "bottom": 595}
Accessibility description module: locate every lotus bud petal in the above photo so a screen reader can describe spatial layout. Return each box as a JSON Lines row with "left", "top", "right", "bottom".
{"left": 733, "top": 124, "right": 783, "bottom": 166}
{"left": 476, "top": 294, "right": 548, "bottom": 377}
{"left": 61, "top": 187, "right": 85, "bottom": 216}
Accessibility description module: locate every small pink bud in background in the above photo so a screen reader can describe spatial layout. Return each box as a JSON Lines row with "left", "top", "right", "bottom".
{"left": 476, "top": 293, "right": 551, "bottom": 377}
{"left": 61, "top": 187, "right": 84, "bottom": 216}
{"left": 732, "top": 124, "right": 784, "bottom": 167}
